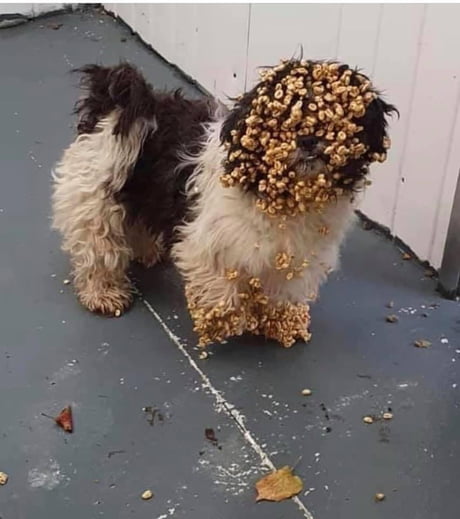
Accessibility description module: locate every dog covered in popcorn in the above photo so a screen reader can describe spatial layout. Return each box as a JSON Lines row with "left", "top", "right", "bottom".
{"left": 52, "top": 59, "right": 397, "bottom": 347}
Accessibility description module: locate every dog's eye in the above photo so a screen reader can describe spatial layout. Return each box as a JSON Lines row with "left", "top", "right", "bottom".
{"left": 297, "top": 135, "right": 318, "bottom": 151}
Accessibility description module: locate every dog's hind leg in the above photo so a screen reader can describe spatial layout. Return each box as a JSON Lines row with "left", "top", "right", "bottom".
{"left": 128, "top": 220, "right": 165, "bottom": 268}
{"left": 52, "top": 112, "right": 149, "bottom": 315}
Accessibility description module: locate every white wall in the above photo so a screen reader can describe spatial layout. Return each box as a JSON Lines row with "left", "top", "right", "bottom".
{"left": 0, "top": 3, "right": 65, "bottom": 16}
{"left": 104, "top": 3, "right": 460, "bottom": 269}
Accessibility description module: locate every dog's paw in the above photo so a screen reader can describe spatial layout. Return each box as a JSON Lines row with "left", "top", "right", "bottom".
{"left": 78, "top": 284, "right": 133, "bottom": 316}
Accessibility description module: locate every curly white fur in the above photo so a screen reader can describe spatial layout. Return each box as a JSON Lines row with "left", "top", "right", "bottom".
{"left": 173, "top": 121, "right": 357, "bottom": 315}
{"left": 51, "top": 111, "right": 155, "bottom": 314}
{"left": 52, "top": 111, "right": 357, "bottom": 342}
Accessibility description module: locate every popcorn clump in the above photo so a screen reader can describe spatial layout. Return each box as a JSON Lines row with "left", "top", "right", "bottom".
{"left": 221, "top": 59, "right": 391, "bottom": 217}
{"left": 185, "top": 275, "right": 310, "bottom": 348}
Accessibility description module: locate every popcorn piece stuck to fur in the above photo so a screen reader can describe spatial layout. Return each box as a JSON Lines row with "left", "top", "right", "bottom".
{"left": 221, "top": 59, "right": 393, "bottom": 217}
{"left": 186, "top": 276, "right": 311, "bottom": 348}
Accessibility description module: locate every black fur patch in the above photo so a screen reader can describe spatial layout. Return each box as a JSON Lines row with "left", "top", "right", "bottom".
{"left": 74, "top": 63, "right": 157, "bottom": 137}
{"left": 74, "top": 63, "right": 217, "bottom": 248}
{"left": 118, "top": 90, "right": 216, "bottom": 246}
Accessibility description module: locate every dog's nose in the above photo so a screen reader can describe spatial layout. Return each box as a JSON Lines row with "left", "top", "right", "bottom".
{"left": 297, "top": 135, "right": 319, "bottom": 151}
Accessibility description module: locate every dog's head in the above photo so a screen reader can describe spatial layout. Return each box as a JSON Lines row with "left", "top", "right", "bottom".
{"left": 220, "top": 59, "right": 398, "bottom": 216}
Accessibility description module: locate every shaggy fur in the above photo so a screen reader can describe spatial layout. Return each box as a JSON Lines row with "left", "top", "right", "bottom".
{"left": 173, "top": 120, "right": 356, "bottom": 308}
{"left": 52, "top": 61, "right": 396, "bottom": 347}
{"left": 221, "top": 60, "right": 397, "bottom": 195}
{"left": 53, "top": 63, "right": 216, "bottom": 315}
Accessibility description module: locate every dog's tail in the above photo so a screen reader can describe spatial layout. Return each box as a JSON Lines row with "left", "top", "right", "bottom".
{"left": 73, "top": 63, "right": 157, "bottom": 138}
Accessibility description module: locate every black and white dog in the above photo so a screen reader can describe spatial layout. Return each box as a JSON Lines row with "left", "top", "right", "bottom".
{"left": 52, "top": 60, "right": 397, "bottom": 347}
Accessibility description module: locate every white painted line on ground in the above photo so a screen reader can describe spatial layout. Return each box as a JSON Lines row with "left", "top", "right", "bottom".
{"left": 140, "top": 295, "right": 314, "bottom": 519}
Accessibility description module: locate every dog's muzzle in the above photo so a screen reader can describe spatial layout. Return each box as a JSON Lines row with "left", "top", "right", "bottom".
{"left": 288, "top": 136, "right": 328, "bottom": 179}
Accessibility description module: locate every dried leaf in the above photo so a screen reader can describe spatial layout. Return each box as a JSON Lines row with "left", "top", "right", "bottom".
{"left": 255, "top": 466, "right": 303, "bottom": 502}
{"left": 414, "top": 339, "right": 431, "bottom": 348}
{"left": 55, "top": 406, "right": 73, "bottom": 432}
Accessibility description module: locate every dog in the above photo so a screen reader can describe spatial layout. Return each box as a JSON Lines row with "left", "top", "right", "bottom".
{"left": 52, "top": 59, "right": 397, "bottom": 348}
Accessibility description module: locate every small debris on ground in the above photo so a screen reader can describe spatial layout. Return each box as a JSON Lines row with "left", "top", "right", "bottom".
{"left": 414, "top": 339, "right": 431, "bottom": 348}
{"left": 386, "top": 301, "right": 394, "bottom": 309}
{"left": 0, "top": 472, "right": 8, "bottom": 485}
{"left": 107, "top": 450, "right": 126, "bottom": 459}
{"left": 301, "top": 388, "right": 312, "bottom": 396}
{"left": 63, "top": 279, "right": 71, "bottom": 285}
{"left": 374, "top": 492, "right": 385, "bottom": 502}
{"left": 141, "top": 489, "right": 153, "bottom": 500}
{"left": 205, "top": 428, "right": 219, "bottom": 446}
{"left": 47, "top": 22, "right": 63, "bottom": 30}
{"left": 424, "top": 269, "right": 435, "bottom": 278}
{"left": 42, "top": 406, "right": 73, "bottom": 432}
{"left": 199, "top": 351, "right": 208, "bottom": 360}
{"left": 120, "top": 37, "right": 127, "bottom": 42}
{"left": 142, "top": 406, "right": 164, "bottom": 426}
{"left": 386, "top": 314, "right": 399, "bottom": 323}
{"left": 255, "top": 466, "right": 303, "bottom": 502}
{"left": 363, "top": 416, "right": 374, "bottom": 424}
{"left": 55, "top": 406, "right": 73, "bottom": 432}
{"left": 402, "top": 252, "right": 411, "bottom": 261}
{"left": 383, "top": 412, "right": 393, "bottom": 420}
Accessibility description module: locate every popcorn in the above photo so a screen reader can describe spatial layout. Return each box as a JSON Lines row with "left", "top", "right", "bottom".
{"left": 185, "top": 276, "right": 310, "bottom": 348}
{"left": 221, "top": 60, "right": 391, "bottom": 217}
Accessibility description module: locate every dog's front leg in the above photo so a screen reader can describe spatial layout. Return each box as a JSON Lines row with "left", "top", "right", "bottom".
{"left": 180, "top": 262, "right": 248, "bottom": 347}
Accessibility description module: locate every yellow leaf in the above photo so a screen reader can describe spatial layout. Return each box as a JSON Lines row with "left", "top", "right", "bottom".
{"left": 255, "top": 466, "right": 303, "bottom": 502}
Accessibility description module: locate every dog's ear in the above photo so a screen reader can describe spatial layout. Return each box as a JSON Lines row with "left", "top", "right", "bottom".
{"left": 220, "top": 91, "right": 254, "bottom": 145}
{"left": 74, "top": 63, "right": 156, "bottom": 137}
{"left": 358, "top": 96, "right": 399, "bottom": 155}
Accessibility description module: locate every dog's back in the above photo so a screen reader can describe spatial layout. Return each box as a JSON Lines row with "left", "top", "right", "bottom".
{"left": 72, "top": 63, "right": 217, "bottom": 244}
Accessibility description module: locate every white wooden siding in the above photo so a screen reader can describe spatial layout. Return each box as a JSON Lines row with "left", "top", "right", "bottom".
{"left": 104, "top": 3, "right": 460, "bottom": 269}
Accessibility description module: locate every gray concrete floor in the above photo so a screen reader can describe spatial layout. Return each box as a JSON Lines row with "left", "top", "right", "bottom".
{"left": 1, "top": 8, "right": 459, "bottom": 519}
